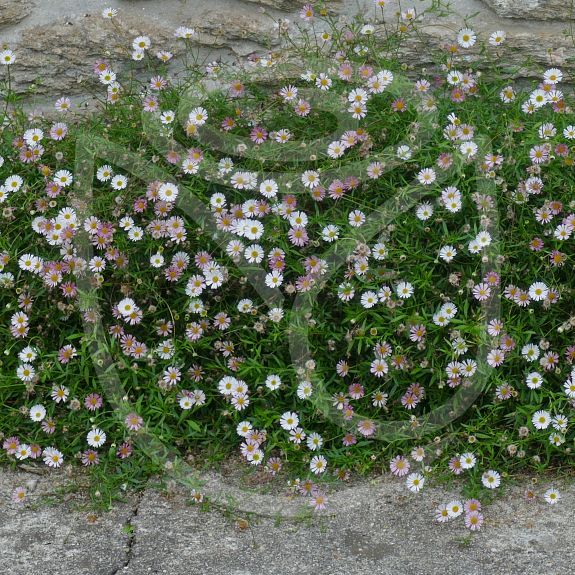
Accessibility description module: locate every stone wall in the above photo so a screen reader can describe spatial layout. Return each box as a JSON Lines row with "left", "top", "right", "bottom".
{"left": 0, "top": 0, "right": 573, "bottom": 101}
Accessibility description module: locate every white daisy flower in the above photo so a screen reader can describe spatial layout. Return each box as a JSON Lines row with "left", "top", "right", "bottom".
{"left": 457, "top": 28, "right": 476, "bottom": 48}
{"left": 544, "top": 487, "right": 561, "bottom": 505}
{"left": 310, "top": 455, "right": 327, "bottom": 474}
{"left": 280, "top": 411, "right": 299, "bottom": 430}
{"left": 265, "top": 375, "right": 282, "bottom": 391}
{"left": 439, "top": 245, "right": 457, "bottom": 262}
{"left": 532, "top": 410, "right": 551, "bottom": 430}
{"left": 396, "top": 281, "right": 414, "bottom": 299}
{"left": 29, "top": 404, "right": 46, "bottom": 422}
{"left": 481, "top": 469, "right": 501, "bottom": 489}
{"left": 87, "top": 428, "right": 107, "bottom": 447}
{"left": 528, "top": 282, "right": 548, "bottom": 301}
{"left": 406, "top": 472, "right": 425, "bottom": 493}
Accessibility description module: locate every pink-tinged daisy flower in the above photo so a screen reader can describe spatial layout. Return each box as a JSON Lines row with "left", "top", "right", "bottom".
{"left": 310, "top": 490, "right": 328, "bottom": 511}
{"left": 28, "top": 445, "right": 42, "bottom": 459}
{"left": 41, "top": 419, "right": 56, "bottom": 434}
{"left": 55, "top": 97, "right": 71, "bottom": 113}
{"left": 342, "top": 433, "right": 357, "bottom": 447}
{"left": 473, "top": 283, "right": 491, "bottom": 301}
{"left": 229, "top": 80, "right": 245, "bottom": 98}
{"left": 513, "top": 290, "right": 531, "bottom": 307}
{"left": 125, "top": 412, "right": 144, "bottom": 431}
{"left": 448, "top": 456, "right": 464, "bottom": 475}
{"left": 250, "top": 126, "right": 267, "bottom": 144}
{"left": 391, "top": 98, "right": 407, "bottom": 112}
{"left": 300, "top": 3, "right": 314, "bottom": 21}
{"left": 486, "top": 349, "right": 505, "bottom": 368}
{"left": 51, "top": 385, "right": 69, "bottom": 403}
{"left": 410, "top": 446, "right": 425, "bottom": 462}
{"left": 294, "top": 99, "right": 311, "bottom": 116}
{"left": 336, "top": 360, "right": 350, "bottom": 377}
{"left": 82, "top": 449, "right": 100, "bottom": 466}
{"left": 390, "top": 455, "right": 410, "bottom": 477}
{"left": 357, "top": 420, "right": 376, "bottom": 437}
{"left": 451, "top": 88, "right": 466, "bottom": 102}
{"left": 295, "top": 274, "right": 315, "bottom": 292}
{"left": 315, "top": 73, "right": 332, "bottom": 91}
{"left": 401, "top": 392, "right": 420, "bottom": 410}
{"left": 43, "top": 446, "right": 64, "bottom": 468}
{"left": 50, "top": 122, "right": 68, "bottom": 140}
{"left": 12, "top": 487, "right": 27, "bottom": 504}
{"left": 540, "top": 352, "right": 559, "bottom": 371}
{"left": 57, "top": 344, "right": 77, "bottom": 364}
{"left": 464, "top": 499, "right": 482, "bottom": 513}
{"left": 338, "top": 62, "right": 354, "bottom": 81}
{"left": 495, "top": 384, "right": 514, "bottom": 400}
{"left": 265, "top": 457, "right": 282, "bottom": 476}
{"left": 484, "top": 271, "right": 501, "bottom": 287}
{"left": 274, "top": 128, "right": 292, "bottom": 143}
{"left": 435, "top": 504, "right": 450, "bottom": 523}
{"left": 342, "top": 403, "right": 355, "bottom": 421}
{"left": 298, "top": 479, "right": 315, "bottom": 496}
{"left": 370, "top": 358, "right": 388, "bottom": 378}
{"left": 143, "top": 96, "right": 159, "bottom": 112}
{"left": 465, "top": 511, "right": 484, "bottom": 530}
{"left": 409, "top": 324, "right": 426, "bottom": 342}
{"left": 348, "top": 383, "right": 365, "bottom": 399}
{"left": 437, "top": 152, "right": 454, "bottom": 169}
{"left": 117, "top": 442, "right": 133, "bottom": 459}
{"left": 550, "top": 250, "right": 567, "bottom": 267}
{"left": 221, "top": 117, "right": 236, "bottom": 131}
{"left": 288, "top": 427, "right": 305, "bottom": 444}
{"left": 279, "top": 84, "right": 298, "bottom": 101}
{"left": 288, "top": 227, "right": 309, "bottom": 247}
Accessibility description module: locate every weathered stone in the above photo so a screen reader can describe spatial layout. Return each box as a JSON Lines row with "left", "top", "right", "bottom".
{"left": 482, "top": 0, "right": 575, "bottom": 20}
{"left": 0, "top": 468, "right": 574, "bottom": 575}
{"left": 5, "top": 3, "right": 282, "bottom": 95}
{"left": 9, "top": 13, "right": 171, "bottom": 94}
{"left": 188, "top": 11, "right": 279, "bottom": 47}
{"left": 6, "top": 14, "right": 269, "bottom": 94}
{"left": 373, "top": 14, "right": 575, "bottom": 80}
{"left": 2, "top": 0, "right": 575, "bottom": 99}
{"left": 0, "top": 0, "right": 33, "bottom": 27}
{"left": 240, "top": 0, "right": 309, "bottom": 10}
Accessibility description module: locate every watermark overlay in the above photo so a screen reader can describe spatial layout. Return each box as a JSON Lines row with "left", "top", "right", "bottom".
{"left": 72, "top": 19, "right": 503, "bottom": 513}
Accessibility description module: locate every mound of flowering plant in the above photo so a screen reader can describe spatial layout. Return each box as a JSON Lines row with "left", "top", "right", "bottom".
{"left": 1, "top": 3, "right": 574, "bottom": 526}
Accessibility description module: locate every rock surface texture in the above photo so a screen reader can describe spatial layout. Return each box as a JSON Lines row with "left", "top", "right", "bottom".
{"left": 0, "top": 0, "right": 34, "bottom": 26}
{"left": 482, "top": 0, "right": 575, "bottom": 20}
{"left": 0, "top": 468, "right": 573, "bottom": 575}
{"left": 0, "top": 0, "right": 574, "bottom": 99}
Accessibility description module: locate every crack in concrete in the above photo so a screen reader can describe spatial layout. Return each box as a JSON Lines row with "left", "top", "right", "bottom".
{"left": 110, "top": 491, "right": 144, "bottom": 575}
